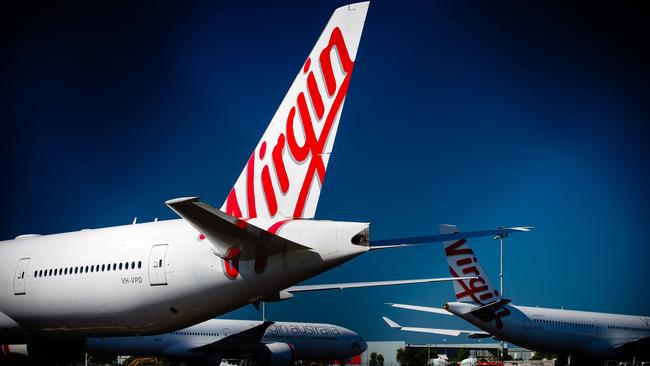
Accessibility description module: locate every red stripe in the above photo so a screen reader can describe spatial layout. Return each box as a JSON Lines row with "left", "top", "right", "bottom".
{"left": 225, "top": 188, "right": 243, "bottom": 218}
{"left": 261, "top": 166, "right": 278, "bottom": 216}
{"left": 246, "top": 153, "right": 257, "bottom": 218}
{"left": 320, "top": 27, "right": 354, "bottom": 96}
{"left": 267, "top": 219, "right": 291, "bottom": 234}
{"left": 307, "top": 72, "right": 324, "bottom": 120}
{"left": 2, "top": 344, "right": 9, "bottom": 355}
{"left": 303, "top": 58, "right": 311, "bottom": 73}
{"left": 293, "top": 66, "right": 352, "bottom": 217}
{"left": 272, "top": 134, "right": 289, "bottom": 194}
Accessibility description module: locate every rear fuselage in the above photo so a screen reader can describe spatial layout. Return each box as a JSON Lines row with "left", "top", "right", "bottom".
{"left": 447, "top": 302, "right": 650, "bottom": 358}
{"left": 0, "top": 218, "right": 369, "bottom": 342}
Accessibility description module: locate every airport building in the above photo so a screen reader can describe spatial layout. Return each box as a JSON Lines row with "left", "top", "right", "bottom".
{"left": 359, "top": 341, "right": 535, "bottom": 365}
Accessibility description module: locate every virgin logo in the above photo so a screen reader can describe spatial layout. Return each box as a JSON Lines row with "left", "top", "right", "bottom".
{"left": 224, "top": 26, "right": 355, "bottom": 220}
{"left": 446, "top": 239, "right": 499, "bottom": 304}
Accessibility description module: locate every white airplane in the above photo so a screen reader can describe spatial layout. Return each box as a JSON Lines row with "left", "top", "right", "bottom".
{"left": 0, "top": 1, "right": 528, "bottom": 363}
{"left": 82, "top": 318, "right": 366, "bottom": 366}
{"left": 383, "top": 224, "right": 650, "bottom": 361}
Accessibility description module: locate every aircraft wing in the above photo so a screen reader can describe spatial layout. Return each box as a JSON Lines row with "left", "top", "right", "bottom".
{"left": 370, "top": 226, "right": 533, "bottom": 250}
{"left": 382, "top": 317, "right": 490, "bottom": 338}
{"left": 612, "top": 336, "right": 650, "bottom": 354}
{"left": 166, "top": 197, "right": 309, "bottom": 259}
{"left": 388, "top": 303, "right": 454, "bottom": 316}
{"left": 189, "top": 321, "right": 274, "bottom": 354}
{"left": 285, "top": 277, "right": 475, "bottom": 293}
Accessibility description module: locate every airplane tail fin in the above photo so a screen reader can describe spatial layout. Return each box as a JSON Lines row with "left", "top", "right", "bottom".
{"left": 221, "top": 2, "right": 370, "bottom": 219}
{"left": 440, "top": 224, "right": 501, "bottom": 306}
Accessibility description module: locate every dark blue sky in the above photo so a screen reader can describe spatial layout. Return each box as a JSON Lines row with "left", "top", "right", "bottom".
{"left": 2, "top": 1, "right": 649, "bottom": 344}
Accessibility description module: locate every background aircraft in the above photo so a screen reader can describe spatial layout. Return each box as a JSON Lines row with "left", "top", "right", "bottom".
{"left": 82, "top": 318, "right": 366, "bottom": 366}
{"left": 384, "top": 224, "right": 650, "bottom": 362}
{"left": 5, "top": 0, "right": 645, "bottom": 358}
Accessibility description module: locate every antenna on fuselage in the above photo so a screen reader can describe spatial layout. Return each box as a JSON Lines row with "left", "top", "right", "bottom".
{"left": 132, "top": 217, "right": 138, "bottom": 225}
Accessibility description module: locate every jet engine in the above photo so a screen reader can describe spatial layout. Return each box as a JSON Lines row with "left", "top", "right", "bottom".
{"left": 258, "top": 342, "right": 296, "bottom": 366}
{"left": 0, "top": 339, "right": 85, "bottom": 366}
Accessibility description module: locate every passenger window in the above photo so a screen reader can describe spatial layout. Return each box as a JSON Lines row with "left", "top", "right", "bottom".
{"left": 159, "top": 259, "right": 163, "bottom": 268}
{"left": 119, "top": 263, "right": 123, "bottom": 270}
{"left": 113, "top": 263, "right": 117, "bottom": 270}
{"left": 101, "top": 264, "right": 105, "bottom": 271}
{"left": 138, "top": 261, "right": 142, "bottom": 269}
{"left": 131, "top": 261, "right": 135, "bottom": 269}
{"left": 49, "top": 269, "right": 52, "bottom": 276}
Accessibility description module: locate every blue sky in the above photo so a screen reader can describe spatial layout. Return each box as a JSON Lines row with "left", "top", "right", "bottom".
{"left": 2, "top": 1, "right": 649, "bottom": 344}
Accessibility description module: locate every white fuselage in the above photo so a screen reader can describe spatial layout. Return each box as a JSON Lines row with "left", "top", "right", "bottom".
{"left": 0, "top": 218, "right": 369, "bottom": 342}
{"left": 447, "top": 301, "right": 650, "bottom": 358}
{"left": 84, "top": 318, "right": 367, "bottom": 361}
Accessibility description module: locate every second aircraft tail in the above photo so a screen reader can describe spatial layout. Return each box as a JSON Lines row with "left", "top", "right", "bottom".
{"left": 441, "top": 224, "right": 501, "bottom": 306}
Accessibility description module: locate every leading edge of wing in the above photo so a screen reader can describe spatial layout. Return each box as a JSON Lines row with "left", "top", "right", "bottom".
{"left": 382, "top": 317, "right": 490, "bottom": 338}
{"left": 285, "top": 277, "right": 476, "bottom": 293}
{"left": 370, "top": 226, "right": 534, "bottom": 250}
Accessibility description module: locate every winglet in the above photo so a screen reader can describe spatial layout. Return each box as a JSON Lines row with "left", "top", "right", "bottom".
{"left": 382, "top": 317, "right": 401, "bottom": 329}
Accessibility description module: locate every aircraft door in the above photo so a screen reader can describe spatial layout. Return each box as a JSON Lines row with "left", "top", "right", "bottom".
{"left": 148, "top": 244, "right": 169, "bottom": 286}
{"left": 591, "top": 318, "right": 602, "bottom": 336}
{"left": 14, "top": 258, "right": 30, "bottom": 295}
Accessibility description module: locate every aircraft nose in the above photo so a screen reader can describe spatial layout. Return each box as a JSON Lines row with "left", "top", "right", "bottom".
{"left": 358, "top": 336, "right": 368, "bottom": 353}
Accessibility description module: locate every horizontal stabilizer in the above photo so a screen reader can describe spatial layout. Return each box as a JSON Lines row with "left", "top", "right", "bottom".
{"left": 469, "top": 299, "right": 511, "bottom": 322}
{"left": 382, "top": 317, "right": 489, "bottom": 337}
{"left": 166, "top": 197, "right": 309, "bottom": 259}
{"left": 387, "top": 303, "right": 453, "bottom": 316}
{"left": 286, "top": 277, "right": 476, "bottom": 293}
{"left": 370, "top": 226, "right": 533, "bottom": 249}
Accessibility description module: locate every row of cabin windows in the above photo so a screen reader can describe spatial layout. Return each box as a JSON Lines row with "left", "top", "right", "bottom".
{"left": 533, "top": 318, "right": 594, "bottom": 328}
{"left": 172, "top": 331, "right": 219, "bottom": 336}
{"left": 33, "top": 261, "right": 142, "bottom": 278}
{"left": 607, "top": 325, "right": 649, "bottom": 332}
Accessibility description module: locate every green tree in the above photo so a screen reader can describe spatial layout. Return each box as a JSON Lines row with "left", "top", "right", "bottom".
{"left": 370, "top": 351, "right": 385, "bottom": 366}
{"left": 396, "top": 347, "right": 434, "bottom": 366}
{"left": 456, "top": 348, "right": 469, "bottom": 362}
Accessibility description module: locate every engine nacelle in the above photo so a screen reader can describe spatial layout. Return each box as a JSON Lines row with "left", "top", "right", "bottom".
{"left": 0, "top": 339, "right": 85, "bottom": 366}
{"left": 259, "top": 342, "right": 296, "bottom": 366}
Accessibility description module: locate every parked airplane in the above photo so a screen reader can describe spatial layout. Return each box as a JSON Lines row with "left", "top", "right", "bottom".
{"left": 82, "top": 318, "right": 366, "bottom": 366}
{"left": 384, "top": 224, "right": 650, "bottom": 361}
{"left": 0, "top": 2, "right": 528, "bottom": 364}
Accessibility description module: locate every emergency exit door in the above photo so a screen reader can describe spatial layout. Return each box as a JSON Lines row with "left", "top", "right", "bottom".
{"left": 148, "top": 244, "right": 169, "bottom": 286}
{"left": 14, "top": 258, "right": 30, "bottom": 295}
